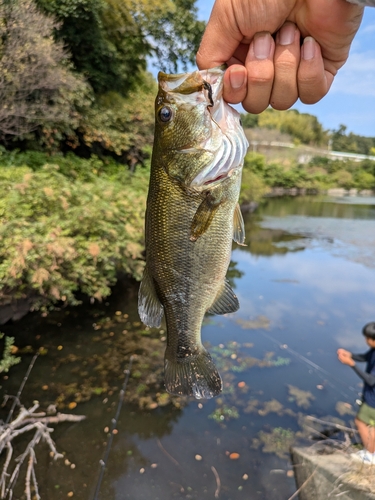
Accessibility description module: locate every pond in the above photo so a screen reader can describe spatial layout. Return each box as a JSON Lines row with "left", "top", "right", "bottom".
{"left": 1, "top": 195, "right": 375, "bottom": 500}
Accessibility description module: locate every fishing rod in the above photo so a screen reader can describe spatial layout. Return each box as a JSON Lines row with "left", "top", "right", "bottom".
{"left": 92, "top": 355, "right": 134, "bottom": 500}
{"left": 258, "top": 329, "right": 360, "bottom": 402}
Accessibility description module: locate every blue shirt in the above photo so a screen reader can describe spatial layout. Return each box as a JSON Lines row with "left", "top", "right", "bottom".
{"left": 352, "top": 348, "right": 375, "bottom": 408}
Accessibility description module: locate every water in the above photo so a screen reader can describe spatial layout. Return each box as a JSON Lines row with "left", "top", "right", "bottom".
{"left": 1, "top": 195, "right": 375, "bottom": 500}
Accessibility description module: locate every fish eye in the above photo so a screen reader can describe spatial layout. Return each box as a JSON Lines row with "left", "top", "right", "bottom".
{"left": 159, "top": 106, "right": 173, "bottom": 123}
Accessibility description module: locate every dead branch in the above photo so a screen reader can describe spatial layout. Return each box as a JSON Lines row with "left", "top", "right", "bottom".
{"left": 0, "top": 401, "right": 85, "bottom": 499}
{"left": 211, "top": 466, "right": 221, "bottom": 498}
{"left": 156, "top": 439, "right": 180, "bottom": 467}
{"left": 288, "top": 468, "right": 317, "bottom": 500}
{"left": 305, "top": 416, "right": 358, "bottom": 434}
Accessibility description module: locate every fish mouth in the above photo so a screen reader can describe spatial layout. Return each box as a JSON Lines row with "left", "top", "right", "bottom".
{"left": 191, "top": 95, "right": 248, "bottom": 190}
{"left": 158, "top": 67, "right": 248, "bottom": 190}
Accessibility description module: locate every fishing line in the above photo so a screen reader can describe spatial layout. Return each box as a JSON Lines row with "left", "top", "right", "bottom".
{"left": 258, "top": 330, "right": 359, "bottom": 402}
{"left": 92, "top": 355, "right": 134, "bottom": 500}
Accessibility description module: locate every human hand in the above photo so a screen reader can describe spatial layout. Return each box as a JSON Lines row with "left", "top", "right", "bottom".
{"left": 196, "top": 0, "right": 364, "bottom": 113}
{"left": 337, "top": 348, "right": 355, "bottom": 366}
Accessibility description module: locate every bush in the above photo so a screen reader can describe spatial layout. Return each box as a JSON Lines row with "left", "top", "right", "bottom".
{"left": 354, "top": 170, "right": 375, "bottom": 190}
{"left": 240, "top": 170, "right": 269, "bottom": 204}
{"left": 331, "top": 169, "right": 355, "bottom": 189}
{"left": 0, "top": 163, "right": 148, "bottom": 311}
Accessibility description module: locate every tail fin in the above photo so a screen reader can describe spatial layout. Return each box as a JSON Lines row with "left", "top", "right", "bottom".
{"left": 164, "top": 347, "right": 222, "bottom": 399}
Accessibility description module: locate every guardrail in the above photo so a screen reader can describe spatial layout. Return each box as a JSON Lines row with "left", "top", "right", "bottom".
{"left": 248, "top": 140, "right": 375, "bottom": 162}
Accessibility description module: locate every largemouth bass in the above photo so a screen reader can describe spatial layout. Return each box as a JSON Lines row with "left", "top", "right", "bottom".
{"left": 138, "top": 66, "right": 248, "bottom": 399}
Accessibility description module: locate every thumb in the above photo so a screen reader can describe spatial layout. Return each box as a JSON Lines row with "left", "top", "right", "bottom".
{"left": 196, "top": 9, "right": 244, "bottom": 69}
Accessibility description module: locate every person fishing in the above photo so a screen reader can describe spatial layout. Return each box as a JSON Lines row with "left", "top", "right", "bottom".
{"left": 197, "top": 0, "right": 375, "bottom": 114}
{"left": 337, "top": 322, "right": 375, "bottom": 465}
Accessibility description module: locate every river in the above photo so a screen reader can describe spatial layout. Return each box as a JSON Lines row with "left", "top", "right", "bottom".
{"left": 1, "top": 195, "right": 375, "bottom": 500}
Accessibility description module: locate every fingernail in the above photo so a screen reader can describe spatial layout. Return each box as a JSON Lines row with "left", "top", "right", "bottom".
{"left": 278, "top": 23, "right": 296, "bottom": 46}
{"left": 302, "top": 37, "right": 315, "bottom": 60}
{"left": 253, "top": 32, "right": 272, "bottom": 60}
{"left": 229, "top": 69, "right": 246, "bottom": 89}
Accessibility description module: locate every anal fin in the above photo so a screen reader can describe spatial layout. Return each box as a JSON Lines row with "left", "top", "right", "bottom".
{"left": 207, "top": 279, "right": 239, "bottom": 315}
{"left": 138, "top": 266, "right": 164, "bottom": 328}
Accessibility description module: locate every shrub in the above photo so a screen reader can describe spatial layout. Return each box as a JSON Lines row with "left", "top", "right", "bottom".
{"left": 0, "top": 163, "right": 148, "bottom": 311}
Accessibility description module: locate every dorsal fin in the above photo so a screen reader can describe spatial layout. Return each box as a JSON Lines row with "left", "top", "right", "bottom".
{"left": 233, "top": 203, "right": 245, "bottom": 245}
{"left": 138, "top": 266, "right": 164, "bottom": 328}
{"left": 207, "top": 280, "right": 239, "bottom": 315}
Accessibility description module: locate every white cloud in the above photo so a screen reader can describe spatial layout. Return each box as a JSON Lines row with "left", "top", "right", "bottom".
{"left": 361, "top": 23, "right": 375, "bottom": 35}
{"left": 332, "top": 50, "right": 375, "bottom": 97}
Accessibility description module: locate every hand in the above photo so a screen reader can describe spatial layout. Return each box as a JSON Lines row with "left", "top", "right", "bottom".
{"left": 196, "top": 0, "right": 364, "bottom": 113}
{"left": 337, "top": 348, "right": 355, "bottom": 367}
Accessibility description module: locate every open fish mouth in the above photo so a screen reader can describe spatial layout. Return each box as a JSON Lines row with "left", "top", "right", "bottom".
{"left": 159, "top": 67, "right": 249, "bottom": 190}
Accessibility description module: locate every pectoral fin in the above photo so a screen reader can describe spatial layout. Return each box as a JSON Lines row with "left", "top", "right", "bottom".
{"left": 233, "top": 203, "right": 246, "bottom": 245}
{"left": 138, "top": 266, "right": 164, "bottom": 328}
{"left": 190, "top": 193, "right": 221, "bottom": 241}
{"left": 207, "top": 279, "right": 239, "bottom": 315}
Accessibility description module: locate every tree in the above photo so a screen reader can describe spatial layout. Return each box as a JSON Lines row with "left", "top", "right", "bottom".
{"left": 330, "top": 125, "right": 375, "bottom": 155}
{"left": 36, "top": 0, "right": 205, "bottom": 95}
{"left": 0, "top": 0, "right": 87, "bottom": 142}
{"left": 258, "top": 109, "right": 327, "bottom": 146}
{"left": 240, "top": 113, "right": 259, "bottom": 129}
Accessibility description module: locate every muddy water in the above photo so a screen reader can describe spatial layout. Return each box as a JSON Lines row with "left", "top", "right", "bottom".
{"left": 1, "top": 195, "right": 375, "bottom": 500}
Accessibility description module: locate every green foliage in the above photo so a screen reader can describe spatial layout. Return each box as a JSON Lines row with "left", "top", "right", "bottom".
{"left": 36, "top": 0, "right": 204, "bottom": 95}
{"left": 239, "top": 153, "right": 269, "bottom": 204}
{"left": 36, "top": 0, "right": 141, "bottom": 94}
{"left": 145, "top": 0, "right": 205, "bottom": 73}
{"left": 208, "top": 405, "right": 239, "bottom": 423}
{"left": 331, "top": 170, "right": 355, "bottom": 189}
{"left": 240, "top": 152, "right": 375, "bottom": 192}
{"left": 240, "top": 113, "right": 259, "bottom": 129}
{"left": 78, "top": 74, "right": 156, "bottom": 163}
{"left": 0, "top": 160, "right": 148, "bottom": 311}
{"left": 354, "top": 170, "right": 375, "bottom": 189}
{"left": 0, "top": 0, "right": 88, "bottom": 142}
{"left": 258, "top": 109, "right": 327, "bottom": 146}
{"left": 0, "top": 333, "right": 21, "bottom": 373}
{"left": 331, "top": 125, "right": 375, "bottom": 155}
{"left": 308, "top": 156, "right": 375, "bottom": 190}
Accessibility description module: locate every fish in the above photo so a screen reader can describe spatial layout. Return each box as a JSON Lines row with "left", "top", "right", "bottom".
{"left": 138, "top": 66, "right": 249, "bottom": 399}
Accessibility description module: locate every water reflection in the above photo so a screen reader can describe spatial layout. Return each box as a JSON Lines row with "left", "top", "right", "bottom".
{"left": 242, "top": 213, "right": 306, "bottom": 256}
{"left": 1, "top": 196, "right": 375, "bottom": 499}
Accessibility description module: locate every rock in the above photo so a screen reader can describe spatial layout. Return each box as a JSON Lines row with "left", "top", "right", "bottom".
{"left": 291, "top": 446, "right": 375, "bottom": 500}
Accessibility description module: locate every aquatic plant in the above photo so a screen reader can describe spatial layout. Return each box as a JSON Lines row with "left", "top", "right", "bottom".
{"left": 0, "top": 333, "right": 20, "bottom": 374}
{"left": 208, "top": 405, "right": 239, "bottom": 423}
{"left": 253, "top": 427, "right": 296, "bottom": 459}
{"left": 287, "top": 385, "right": 315, "bottom": 409}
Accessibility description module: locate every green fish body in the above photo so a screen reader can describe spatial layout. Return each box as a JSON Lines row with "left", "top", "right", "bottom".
{"left": 138, "top": 67, "right": 248, "bottom": 399}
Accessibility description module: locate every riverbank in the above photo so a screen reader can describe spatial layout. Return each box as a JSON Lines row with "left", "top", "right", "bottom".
{"left": 291, "top": 446, "right": 375, "bottom": 500}
{"left": 1, "top": 147, "right": 375, "bottom": 324}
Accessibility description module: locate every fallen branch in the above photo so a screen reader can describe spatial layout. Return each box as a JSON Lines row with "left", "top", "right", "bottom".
{"left": 0, "top": 355, "right": 86, "bottom": 499}
{"left": 157, "top": 439, "right": 180, "bottom": 467}
{"left": 211, "top": 466, "right": 221, "bottom": 498}
{"left": 288, "top": 468, "right": 317, "bottom": 500}
{"left": 305, "top": 416, "right": 358, "bottom": 434}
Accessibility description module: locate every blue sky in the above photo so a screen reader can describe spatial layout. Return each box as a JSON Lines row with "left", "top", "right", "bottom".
{"left": 196, "top": 1, "right": 375, "bottom": 137}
